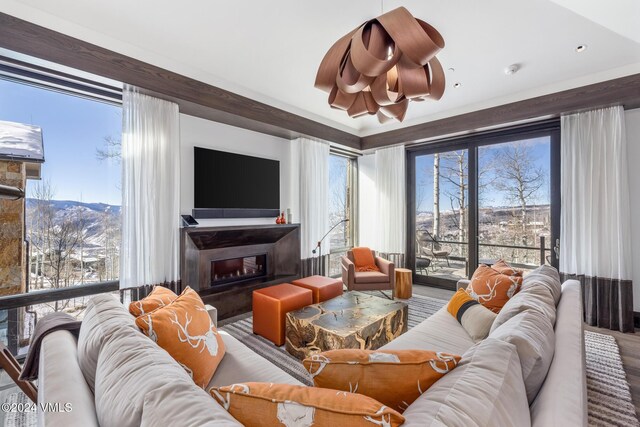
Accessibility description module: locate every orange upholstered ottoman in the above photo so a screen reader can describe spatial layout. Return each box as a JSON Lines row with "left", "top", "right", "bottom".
{"left": 291, "top": 275, "right": 344, "bottom": 304}
{"left": 253, "top": 283, "right": 313, "bottom": 346}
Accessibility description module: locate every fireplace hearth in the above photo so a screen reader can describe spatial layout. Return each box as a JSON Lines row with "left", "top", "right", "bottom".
{"left": 211, "top": 254, "right": 267, "bottom": 286}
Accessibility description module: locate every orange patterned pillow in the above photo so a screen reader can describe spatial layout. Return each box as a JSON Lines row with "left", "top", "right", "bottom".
{"left": 466, "top": 264, "right": 521, "bottom": 313}
{"left": 302, "top": 349, "right": 461, "bottom": 413}
{"left": 135, "top": 287, "right": 225, "bottom": 388}
{"left": 492, "top": 259, "right": 523, "bottom": 279}
{"left": 210, "top": 382, "right": 405, "bottom": 427}
{"left": 129, "top": 286, "right": 177, "bottom": 317}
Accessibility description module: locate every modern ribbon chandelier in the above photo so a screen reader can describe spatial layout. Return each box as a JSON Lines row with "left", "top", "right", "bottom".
{"left": 315, "top": 6, "right": 445, "bottom": 123}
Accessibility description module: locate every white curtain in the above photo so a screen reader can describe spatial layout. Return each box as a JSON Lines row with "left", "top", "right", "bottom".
{"left": 560, "top": 105, "right": 633, "bottom": 331}
{"left": 298, "top": 138, "right": 329, "bottom": 260}
{"left": 120, "top": 86, "right": 181, "bottom": 289}
{"left": 375, "top": 145, "right": 406, "bottom": 255}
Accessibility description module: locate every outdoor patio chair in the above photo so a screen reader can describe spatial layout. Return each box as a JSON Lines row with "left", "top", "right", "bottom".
{"left": 424, "top": 230, "right": 452, "bottom": 268}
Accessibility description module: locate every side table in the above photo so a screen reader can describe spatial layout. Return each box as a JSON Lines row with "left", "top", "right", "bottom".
{"left": 394, "top": 268, "right": 413, "bottom": 299}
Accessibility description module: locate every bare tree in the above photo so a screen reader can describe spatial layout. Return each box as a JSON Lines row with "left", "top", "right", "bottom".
{"left": 96, "top": 135, "right": 121, "bottom": 162}
{"left": 488, "top": 142, "right": 546, "bottom": 264}
{"left": 329, "top": 157, "right": 351, "bottom": 248}
{"left": 29, "top": 181, "right": 83, "bottom": 311}
{"left": 494, "top": 143, "right": 545, "bottom": 236}
{"left": 433, "top": 153, "right": 440, "bottom": 239}
{"left": 439, "top": 151, "right": 468, "bottom": 247}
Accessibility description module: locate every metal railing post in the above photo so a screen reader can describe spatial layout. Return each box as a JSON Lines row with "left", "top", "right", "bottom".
{"left": 539, "top": 236, "right": 546, "bottom": 266}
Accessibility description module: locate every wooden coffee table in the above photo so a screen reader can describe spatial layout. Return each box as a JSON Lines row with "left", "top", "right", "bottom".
{"left": 285, "top": 291, "right": 408, "bottom": 359}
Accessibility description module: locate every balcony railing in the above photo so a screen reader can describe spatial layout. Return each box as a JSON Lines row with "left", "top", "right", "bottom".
{"left": 0, "top": 280, "right": 174, "bottom": 358}
{"left": 422, "top": 235, "right": 550, "bottom": 266}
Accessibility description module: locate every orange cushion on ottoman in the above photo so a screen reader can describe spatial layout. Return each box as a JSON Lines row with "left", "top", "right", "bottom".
{"left": 253, "top": 284, "right": 313, "bottom": 346}
{"left": 292, "top": 275, "right": 343, "bottom": 303}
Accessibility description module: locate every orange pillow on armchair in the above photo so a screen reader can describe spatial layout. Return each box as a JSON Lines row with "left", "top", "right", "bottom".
{"left": 351, "top": 247, "right": 380, "bottom": 272}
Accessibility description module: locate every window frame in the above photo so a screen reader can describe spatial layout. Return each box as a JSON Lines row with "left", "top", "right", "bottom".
{"left": 0, "top": 61, "right": 124, "bottom": 292}
{"left": 328, "top": 149, "right": 359, "bottom": 277}
{"left": 406, "top": 120, "right": 561, "bottom": 290}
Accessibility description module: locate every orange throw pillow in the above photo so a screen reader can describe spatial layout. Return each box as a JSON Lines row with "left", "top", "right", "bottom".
{"left": 352, "top": 247, "right": 380, "bottom": 272}
{"left": 135, "top": 287, "right": 225, "bottom": 388}
{"left": 466, "top": 264, "right": 521, "bottom": 313}
{"left": 128, "top": 285, "right": 177, "bottom": 317}
{"left": 493, "top": 259, "right": 524, "bottom": 282}
{"left": 210, "top": 382, "right": 405, "bottom": 427}
{"left": 303, "top": 349, "right": 461, "bottom": 413}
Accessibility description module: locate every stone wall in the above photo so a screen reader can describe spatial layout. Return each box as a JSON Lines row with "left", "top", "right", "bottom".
{"left": 0, "top": 160, "right": 26, "bottom": 296}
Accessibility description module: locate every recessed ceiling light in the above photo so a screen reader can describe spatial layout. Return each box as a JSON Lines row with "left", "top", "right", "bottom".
{"left": 453, "top": 82, "right": 461, "bottom": 88}
{"left": 575, "top": 44, "right": 588, "bottom": 53}
{"left": 504, "top": 64, "right": 520, "bottom": 75}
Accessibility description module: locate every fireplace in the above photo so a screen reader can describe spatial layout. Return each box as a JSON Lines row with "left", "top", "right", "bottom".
{"left": 211, "top": 254, "right": 267, "bottom": 286}
{"left": 181, "top": 224, "right": 301, "bottom": 319}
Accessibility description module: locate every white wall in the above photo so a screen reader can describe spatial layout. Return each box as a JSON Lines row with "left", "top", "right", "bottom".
{"left": 358, "top": 153, "right": 377, "bottom": 248}
{"left": 625, "top": 108, "right": 640, "bottom": 310}
{"left": 179, "top": 114, "right": 297, "bottom": 226}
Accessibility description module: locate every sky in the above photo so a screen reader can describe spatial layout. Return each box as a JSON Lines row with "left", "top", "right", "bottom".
{"left": 0, "top": 78, "right": 122, "bottom": 205}
{"left": 415, "top": 137, "right": 551, "bottom": 212}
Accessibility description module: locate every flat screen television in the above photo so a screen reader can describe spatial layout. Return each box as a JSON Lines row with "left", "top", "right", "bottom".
{"left": 194, "top": 147, "right": 280, "bottom": 217}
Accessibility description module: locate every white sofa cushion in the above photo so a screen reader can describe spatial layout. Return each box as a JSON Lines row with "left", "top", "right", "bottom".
{"left": 207, "top": 331, "right": 303, "bottom": 388}
{"left": 140, "top": 381, "right": 241, "bottom": 426}
{"left": 530, "top": 280, "right": 588, "bottom": 427}
{"left": 491, "top": 283, "right": 557, "bottom": 333}
{"left": 489, "top": 309, "right": 555, "bottom": 404}
{"left": 39, "top": 330, "right": 98, "bottom": 427}
{"left": 379, "top": 306, "right": 475, "bottom": 355}
{"left": 490, "top": 265, "right": 560, "bottom": 333}
{"left": 77, "top": 294, "right": 138, "bottom": 392}
{"left": 521, "top": 265, "right": 562, "bottom": 304}
{"left": 93, "top": 322, "right": 231, "bottom": 427}
{"left": 402, "top": 338, "right": 530, "bottom": 427}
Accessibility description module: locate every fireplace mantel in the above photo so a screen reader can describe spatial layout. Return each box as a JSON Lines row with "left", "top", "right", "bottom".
{"left": 180, "top": 223, "right": 301, "bottom": 319}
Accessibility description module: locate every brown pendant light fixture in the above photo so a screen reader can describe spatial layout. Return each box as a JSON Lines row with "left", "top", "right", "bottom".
{"left": 315, "top": 6, "right": 445, "bottom": 123}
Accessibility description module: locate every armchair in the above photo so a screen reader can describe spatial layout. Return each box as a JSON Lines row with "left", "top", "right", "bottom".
{"left": 341, "top": 249, "right": 395, "bottom": 298}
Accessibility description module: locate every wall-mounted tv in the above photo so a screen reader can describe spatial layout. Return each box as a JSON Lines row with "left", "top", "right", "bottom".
{"left": 193, "top": 147, "right": 280, "bottom": 218}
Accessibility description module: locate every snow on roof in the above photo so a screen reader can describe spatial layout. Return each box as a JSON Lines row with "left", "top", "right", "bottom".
{"left": 0, "top": 120, "right": 44, "bottom": 162}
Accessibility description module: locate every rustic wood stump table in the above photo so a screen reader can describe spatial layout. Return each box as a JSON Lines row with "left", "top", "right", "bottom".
{"left": 285, "top": 291, "right": 408, "bottom": 360}
{"left": 394, "top": 268, "right": 413, "bottom": 299}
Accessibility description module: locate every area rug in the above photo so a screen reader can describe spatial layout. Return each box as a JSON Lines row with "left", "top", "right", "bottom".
{"left": 585, "top": 330, "right": 639, "bottom": 426}
{"left": 3, "top": 392, "right": 36, "bottom": 427}
{"left": 221, "top": 293, "right": 640, "bottom": 426}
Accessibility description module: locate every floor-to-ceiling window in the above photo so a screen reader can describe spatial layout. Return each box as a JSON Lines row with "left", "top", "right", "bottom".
{"left": 328, "top": 152, "right": 357, "bottom": 277}
{"left": 0, "top": 70, "right": 122, "bottom": 354}
{"left": 408, "top": 123, "right": 560, "bottom": 289}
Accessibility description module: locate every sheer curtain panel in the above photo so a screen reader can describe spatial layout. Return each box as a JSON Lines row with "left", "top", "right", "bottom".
{"left": 120, "top": 86, "right": 181, "bottom": 289}
{"left": 560, "top": 105, "right": 633, "bottom": 332}
{"left": 375, "top": 145, "right": 406, "bottom": 266}
{"left": 297, "top": 138, "right": 329, "bottom": 276}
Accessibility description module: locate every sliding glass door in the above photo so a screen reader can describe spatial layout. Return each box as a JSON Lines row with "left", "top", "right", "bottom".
{"left": 413, "top": 148, "right": 470, "bottom": 287}
{"left": 477, "top": 137, "right": 553, "bottom": 273}
{"left": 408, "top": 123, "right": 560, "bottom": 289}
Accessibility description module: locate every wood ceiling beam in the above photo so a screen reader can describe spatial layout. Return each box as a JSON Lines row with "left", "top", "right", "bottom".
{"left": 0, "top": 12, "right": 361, "bottom": 149}
{"left": 361, "top": 73, "right": 640, "bottom": 150}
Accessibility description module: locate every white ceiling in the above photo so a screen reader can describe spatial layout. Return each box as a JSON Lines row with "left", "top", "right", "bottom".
{"left": 2, "top": 0, "right": 639, "bottom": 137}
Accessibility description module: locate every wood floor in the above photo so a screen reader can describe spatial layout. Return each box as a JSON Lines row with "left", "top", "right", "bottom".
{"left": 412, "top": 284, "right": 640, "bottom": 419}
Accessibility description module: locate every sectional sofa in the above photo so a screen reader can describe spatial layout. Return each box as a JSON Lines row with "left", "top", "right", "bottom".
{"left": 37, "top": 265, "right": 586, "bottom": 426}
